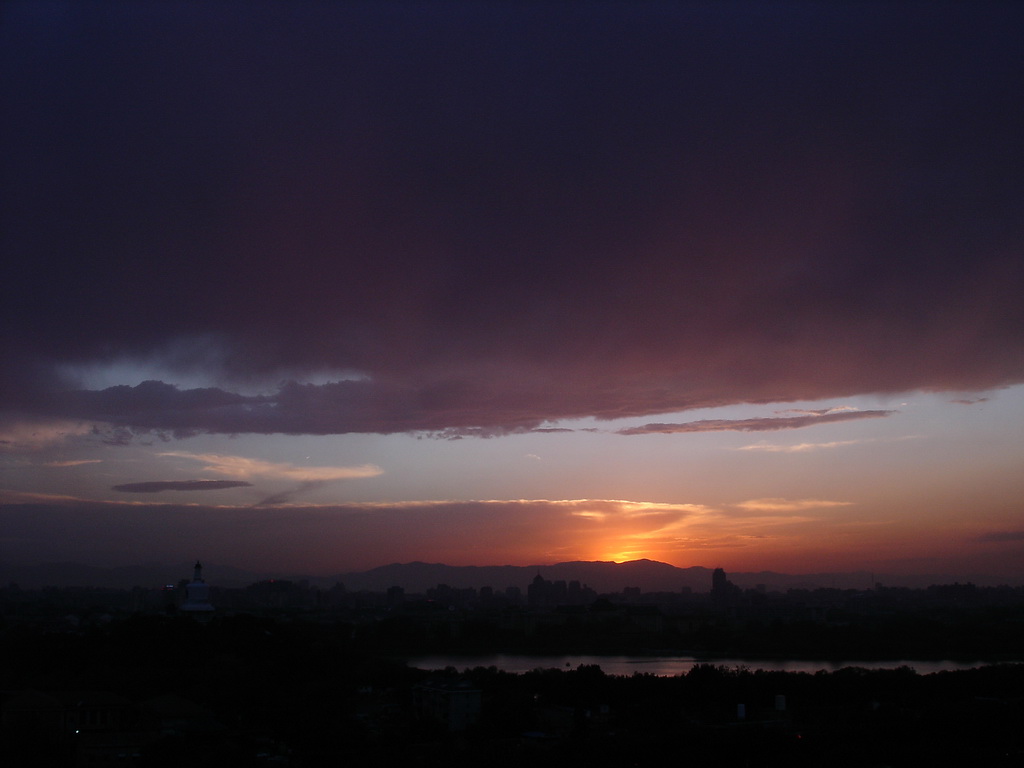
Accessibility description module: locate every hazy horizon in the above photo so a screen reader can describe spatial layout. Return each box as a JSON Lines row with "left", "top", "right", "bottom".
{"left": 3, "top": 556, "right": 1021, "bottom": 593}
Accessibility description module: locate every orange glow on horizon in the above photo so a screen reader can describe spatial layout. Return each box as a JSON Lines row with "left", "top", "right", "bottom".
{"left": 601, "top": 549, "right": 650, "bottom": 564}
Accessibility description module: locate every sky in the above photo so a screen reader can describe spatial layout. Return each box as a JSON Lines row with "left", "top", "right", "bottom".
{"left": 2, "top": 1, "right": 1023, "bottom": 582}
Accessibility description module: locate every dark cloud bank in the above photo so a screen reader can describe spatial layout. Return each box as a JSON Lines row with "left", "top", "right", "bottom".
{"left": 3, "top": 2, "right": 1022, "bottom": 437}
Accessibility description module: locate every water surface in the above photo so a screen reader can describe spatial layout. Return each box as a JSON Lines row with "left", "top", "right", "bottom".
{"left": 405, "top": 653, "right": 1005, "bottom": 676}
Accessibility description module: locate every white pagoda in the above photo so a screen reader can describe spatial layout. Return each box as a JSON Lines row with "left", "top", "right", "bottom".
{"left": 181, "top": 561, "right": 215, "bottom": 613}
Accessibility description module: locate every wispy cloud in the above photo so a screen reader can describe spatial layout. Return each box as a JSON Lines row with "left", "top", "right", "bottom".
{"left": 43, "top": 459, "right": 103, "bottom": 467}
{"left": 617, "top": 410, "right": 895, "bottom": 436}
{"left": 736, "top": 440, "right": 865, "bottom": 453}
{"left": 734, "top": 498, "right": 854, "bottom": 512}
{"left": 775, "top": 406, "right": 860, "bottom": 415}
{"left": 565, "top": 499, "right": 711, "bottom": 520}
{"left": 0, "top": 421, "right": 94, "bottom": 452}
{"left": 0, "top": 489, "right": 93, "bottom": 504}
{"left": 113, "top": 480, "right": 253, "bottom": 493}
{"left": 159, "top": 451, "right": 383, "bottom": 481}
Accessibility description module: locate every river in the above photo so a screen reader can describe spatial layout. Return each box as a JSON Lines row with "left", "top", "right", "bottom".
{"left": 404, "top": 653, "right": 1010, "bottom": 676}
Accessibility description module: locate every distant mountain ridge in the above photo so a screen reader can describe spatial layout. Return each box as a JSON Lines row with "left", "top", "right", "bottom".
{"left": 3, "top": 558, "right": 1009, "bottom": 591}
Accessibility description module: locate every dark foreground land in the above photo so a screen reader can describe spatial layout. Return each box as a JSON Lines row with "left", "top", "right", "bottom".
{"left": 3, "top": 613, "right": 1024, "bottom": 767}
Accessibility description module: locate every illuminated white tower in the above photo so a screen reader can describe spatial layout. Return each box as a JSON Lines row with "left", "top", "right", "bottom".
{"left": 181, "top": 560, "right": 214, "bottom": 613}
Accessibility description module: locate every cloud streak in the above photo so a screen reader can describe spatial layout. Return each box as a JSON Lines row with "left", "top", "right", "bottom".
{"left": 0, "top": 421, "right": 95, "bottom": 452}
{"left": 159, "top": 451, "right": 383, "bottom": 481}
{"left": 737, "top": 440, "right": 866, "bottom": 453}
{"left": 734, "top": 498, "right": 855, "bottom": 513}
{"left": 617, "top": 411, "right": 895, "bottom": 436}
{"left": 112, "top": 480, "right": 253, "bottom": 493}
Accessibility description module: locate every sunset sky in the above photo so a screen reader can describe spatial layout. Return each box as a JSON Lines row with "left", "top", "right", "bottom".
{"left": 3, "top": 1, "right": 1023, "bottom": 581}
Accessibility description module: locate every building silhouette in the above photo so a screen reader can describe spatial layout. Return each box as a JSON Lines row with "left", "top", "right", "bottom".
{"left": 711, "top": 567, "right": 740, "bottom": 601}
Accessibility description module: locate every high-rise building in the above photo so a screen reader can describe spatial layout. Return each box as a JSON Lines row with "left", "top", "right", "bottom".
{"left": 712, "top": 567, "right": 728, "bottom": 595}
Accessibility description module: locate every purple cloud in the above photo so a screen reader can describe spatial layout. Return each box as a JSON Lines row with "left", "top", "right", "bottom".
{"left": 2, "top": 3, "right": 1022, "bottom": 438}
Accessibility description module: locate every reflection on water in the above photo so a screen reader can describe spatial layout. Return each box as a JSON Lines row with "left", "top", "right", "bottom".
{"left": 405, "top": 653, "right": 1002, "bottom": 676}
